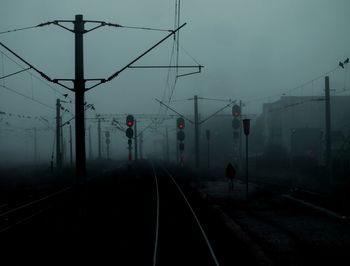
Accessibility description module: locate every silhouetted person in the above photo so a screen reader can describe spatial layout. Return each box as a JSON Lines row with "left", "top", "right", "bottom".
{"left": 225, "top": 163, "right": 236, "bottom": 191}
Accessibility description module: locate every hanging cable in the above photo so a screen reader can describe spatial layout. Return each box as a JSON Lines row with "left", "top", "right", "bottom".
{"left": 0, "top": 25, "right": 39, "bottom": 35}
{"left": 0, "top": 84, "right": 54, "bottom": 110}
{"left": 245, "top": 64, "right": 344, "bottom": 106}
{"left": 179, "top": 44, "right": 201, "bottom": 65}
{"left": 158, "top": 40, "right": 176, "bottom": 120}
{"left": 118, "top": 25, "right": 173, "bottom": 32}
{"left": 200, "top": 97, "right": 232, "bottom": 102}
{"left": 30, "top": 73, "right": 34, "bottom": 99}
{"left": 285, "top": 66, "right": 340, "bottom": 95}
{"left": 1, "top": 52, "right": 4, "bottom": 86}
{"left": 169, "top": 98, "right": 191, "bottom": 103}
{"left": 0, "top": 21, "right": 52, "bottom": 35}
{"left": 0, "top": 50, "right": 71, "bottom": 101}
{"left": 0, "top": 67, "right": 31, "bottom": 80}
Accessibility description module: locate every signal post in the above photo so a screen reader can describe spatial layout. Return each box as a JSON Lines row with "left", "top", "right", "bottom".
{"left": 232, "top": 104, "right": 241, "bottom": 177}
{"left": 126, "top": 115, "right": 134, "bottom": 162}
{"left": 177, "top": 117, "right": 185, "bottom": 165}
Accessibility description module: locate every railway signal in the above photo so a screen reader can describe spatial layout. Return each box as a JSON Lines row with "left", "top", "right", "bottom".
{"left": 105, "top": 131, "right": 110, "bottom": 159}
{"left": 177, "top": 117, "right": 185, "bottom": 129}
{"left": 232, "top": 104, "right": 240, "bottom": 117}
{"left": 177, "top": 130, "right": 185, "bottom": 141}
{"left": 179, "top": 142, "right": 185, "bottom": 152}
{"left": 126, "top": 114, "right": 134, "bottom": 127}
{"left": 232, "top": 118, "right": 240, "bottom": 129}
{"left": 232, "top": 103, "right": 241, "bottom": 137}
{"left": 177, "top": 117, "right": 185, "bottom": 165}
{"left": 242, "top": 118, "right": 251, "bottom": 200}
{"left": 126, "top": 114, "right": 134, "bottom": 161}
{"left": 126, "top": 128, "right": 134, "bottom": 138}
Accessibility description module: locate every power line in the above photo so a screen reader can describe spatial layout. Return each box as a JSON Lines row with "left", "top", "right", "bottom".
{"left": 0, "top": 24, "right": 42, "bottom": 35}
{"left": 284, "top": 66, "right": 340, "bottom": 95}
{"left": 0, "top": 84, "right": 54, "bottom": 110}
{"left": 0, "top": 50, "right": 72, "bottom": 100}
{"left": 199, "top": 97, "right": 232, "bottom": 102}
{"left": 244, "top": 63, "right": 347, "bottom": 106}
{"left": 118, "top": 25, "right": 173, "bottom": 32}
{"left": 179, "top": 43, "right": 201, "bottom": 65}
{"left": 0, "top": 67, "right": 31, "bottom": 80}
{"left": 169, "top": 98, "right": 190, "bottom": 103}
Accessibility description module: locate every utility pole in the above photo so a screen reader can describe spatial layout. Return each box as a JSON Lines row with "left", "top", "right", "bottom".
{"left": 61, "top": 119, "right": 64, "bottom": 165}
{"left": 243, "top": 119, "right": 251, "bottom": 201}
{"left": 134, "top": 119, "right": 138, "bottom": 161}
{"left": 0, "top": 15, "right": 190, "bottom": 184}
{"left": 69, "top": 124, "right": 73, "bottom": 166}
{"left": 325, "top": 76, "right": 332, "bottom": 185}
{"left": 56, "top": 98, "right": 62, "bottom": 169}
{"left": 106, "top": 131, "right": 110, "bottom": 160}
{"left": 89, "top": 126, "right": 92, "bottom": 160}
{"left": 239, "top": 100, "right": 243, "bottom": 178}
{"left": 194, "top": 95, "right": 200, "bottom": 168}
{"left": 156, "top": 97, "right": 234, "bottom": 167}
{"left": 166, "top": 127, "right": 170, "bottom": 162}
{"left": 74, "top": 14, "right": 86, "bottom": 183}
{"left": 33, "top": 127, "right": 37, "bottom": 163}
{"left": 98, "top": 117, "right": 101, "bottom": 160}
{"left": 206, "top": 129, "right": 210, "bottom": 168}
{"left": 139, "top": 132, "right": 143, "bottom": 159}
{"left": 176, "top": 120, "right": 179, "bottom": 163}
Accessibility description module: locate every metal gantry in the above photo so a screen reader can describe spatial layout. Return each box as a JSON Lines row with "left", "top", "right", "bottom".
{"left": 0, "top": 15, "right": 194, "bottom": 182}
{"left": 156, "top": 96, "right": 235, "bottom": 168}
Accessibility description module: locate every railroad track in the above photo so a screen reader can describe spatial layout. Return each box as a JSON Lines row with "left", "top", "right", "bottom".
{"left": 0, "top": 161, "right": 261, "bottom": 264}
{"left": 249, "top": 178, "right": 348, "bottom": 219}
{"left": 151, "top": 163, "right": 220, "bottom": 266}
{"left": 0, "top": 186, "right": 73, "bottom": 233}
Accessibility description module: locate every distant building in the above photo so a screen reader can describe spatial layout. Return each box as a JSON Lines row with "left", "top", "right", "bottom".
{"left": 258, "top": 96, "right": 350, "bottom": 164}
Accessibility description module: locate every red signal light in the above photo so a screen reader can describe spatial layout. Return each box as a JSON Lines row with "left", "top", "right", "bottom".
{"left": 232, "top": 104, "right": 240, "bottom": 118}
{"left": 177, "top": 117, "right": 185, "bottom": 130}
{"left": 126, "top": 114, "right": 134, "bottom": 127}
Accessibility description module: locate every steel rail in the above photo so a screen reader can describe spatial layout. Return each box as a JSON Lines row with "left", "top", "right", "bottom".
{"left": 0, "top": 186, "right": 72, "bottom": 218}
{"left": 151, "top": 163, "right": 160, "bottom": 266}
{"left": 157, "top": 165, "right": 220, "bottom": 266}
{"left": 0, "top": 186, "right": 73, "bottom": 233}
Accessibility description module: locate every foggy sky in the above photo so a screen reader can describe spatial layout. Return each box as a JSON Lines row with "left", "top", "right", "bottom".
{"left": 1, "top": 0, "right": 350, "bottom": 163}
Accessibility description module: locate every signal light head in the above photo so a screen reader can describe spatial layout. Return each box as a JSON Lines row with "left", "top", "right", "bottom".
{"left": 126, "top": 114, "right": 134, "bottom": 127}
{"left": 177, "top": 117, "right": 185, "bottom": 130}
{"left": 232, "top": 104, "right": 241, "bottom": 118}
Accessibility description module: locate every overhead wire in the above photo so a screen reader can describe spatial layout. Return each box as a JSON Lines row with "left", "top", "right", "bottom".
{"left": 169, "top": 0, "right": 181, "bottom": 104}
{"left": 0, "top": 50, "right": 70, "bottom": 100}
{"left": 118, "top": 25, "right": 173, "bottom": 32}
{"left": 179, "top": 44, "right": 201, "bottom": 65}
{"left": 160, "top": 40, "right": 176, "bottom": 105}
{"left": 0, "top": 67, "right": 31, "bottom": 80}
{"left": 0, "top": 84, "right": 55, "bottom": 110}
{"left": 1, "top": 52, "right": 4, "bottom": 86}
{"left": 0, "top": 24, "right": 41, "bottom": 35}
{"left": 244, "top": 64, "right": 343, "bottom": 106}
{"left": 155, "top": 0, "right": 181, "bottom": 126}
{"left": 199, "top": 97, "right": 232, "bottom": 102}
